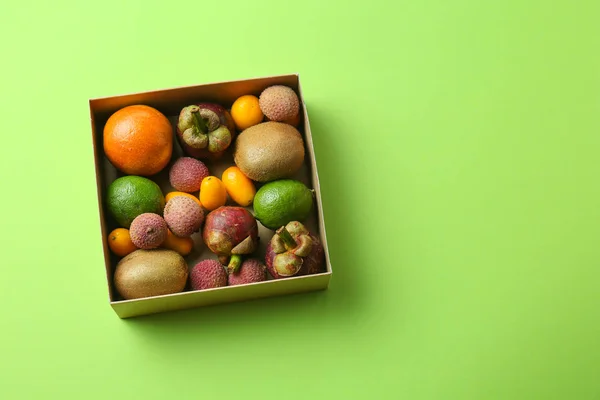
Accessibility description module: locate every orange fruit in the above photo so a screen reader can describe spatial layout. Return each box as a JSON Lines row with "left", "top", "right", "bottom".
{"left": 107, "top": 228, "right": 138, "bottom": 257}
{"left": 221, "top": 166, "right": 256, "bottom": 206}
{"left": 162, "top": 229, "right": 194, "bottom": 256}
{"left": 230, "top": 95, "right": 264, "bottom": 131}
{"left": 103, "top": 105, "right": 173, "bottom": 176}
{"left": 165, "top": 191, "right": 202, "bottom": 207}
{"left": 199, "top": 176, "right": 227, "bottom": 210}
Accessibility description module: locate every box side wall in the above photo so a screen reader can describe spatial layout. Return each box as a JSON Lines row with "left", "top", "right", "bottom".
{"left": 90, "top": 74, "right": 300, "bottom": 124}
{"left": 90, "top": 103, "right": 115, "bottom": 301}
{"left": 112, "top": 272, "right": 331, "bottom": 318}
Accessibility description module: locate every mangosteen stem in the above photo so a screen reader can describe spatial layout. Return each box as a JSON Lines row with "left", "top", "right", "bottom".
{"left": 191, "top": 108, "right": 208, "bottom": 134}
{"left": 228, "top": 254, "right": 243, "bottom": 274}
{"left": 276, "top": 226, "right": 297, "bottom": 249}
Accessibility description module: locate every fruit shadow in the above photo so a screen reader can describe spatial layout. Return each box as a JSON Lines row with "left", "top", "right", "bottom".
{"left": 120, "top": 102, "right": 367, "bottom": 341}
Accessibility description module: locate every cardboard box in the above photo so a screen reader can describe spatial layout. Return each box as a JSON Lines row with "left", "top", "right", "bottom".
{"left": 89, "top": 74, "right": 332, "bottom": 318}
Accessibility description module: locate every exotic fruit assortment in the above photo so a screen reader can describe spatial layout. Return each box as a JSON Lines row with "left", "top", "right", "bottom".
{"left": 102, "top": 84, "right": 327, "bottom": 301}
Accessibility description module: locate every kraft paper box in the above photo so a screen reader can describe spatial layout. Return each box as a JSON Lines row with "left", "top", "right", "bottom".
{"left": 89, "top": 74, "right": 332, "bottom": 318}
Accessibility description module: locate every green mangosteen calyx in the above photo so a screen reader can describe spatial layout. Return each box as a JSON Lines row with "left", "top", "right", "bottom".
{"left": 231, "top": 235, "right": 257, "bottom": 255}
{"left": 227, "top": 254, "right": 244, "bottom": 274}
{"left": 178, "top": 105, "right": 232, "bottom": 152}
{"left": 225, "top": 236, "right": 258, "bottom": 274}
{"left": 208, "top": 125, "right": 232, "bottom": 153}
{"left": 270, "top": 222, "right": 313, "bottom": 277}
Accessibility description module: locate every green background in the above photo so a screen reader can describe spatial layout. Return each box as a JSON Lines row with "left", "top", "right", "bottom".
{"left": 1, "top": 0, "right": 599, "bottom": 398}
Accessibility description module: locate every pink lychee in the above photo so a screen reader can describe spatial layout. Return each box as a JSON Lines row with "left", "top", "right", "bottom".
{"left": 169, "top": 157, "right": 209, "bottom": 193}
{"left": 190, "top": 260, "right": 227, "bottom": 290}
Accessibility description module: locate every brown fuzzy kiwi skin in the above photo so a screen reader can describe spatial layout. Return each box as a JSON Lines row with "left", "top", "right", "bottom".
{"left": 114, "top": 249, "right": 188, "bottom": 300}
{"left": 233, "top": 122, "right": 305, "bottom": 182}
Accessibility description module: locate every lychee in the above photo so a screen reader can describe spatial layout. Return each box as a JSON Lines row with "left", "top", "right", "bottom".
{"left": 190, "top": 259, "right": 227, "bottom": 290}
{"left": 163, "top": 196, "right": 204, "bottom": 237}
{"left": 129, "top": 213, "right": 168, "bottom": 249}
{"left": 228, "top": 258, "right": 266, "bottom": 286}
{"left": 169, "top": 157, "right": 209, "bottom": 193}
{"left": 259, "top": 85, "right": 299, "bottom": 122}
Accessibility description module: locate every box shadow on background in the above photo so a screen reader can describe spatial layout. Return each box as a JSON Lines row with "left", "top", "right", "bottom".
{"left": 120, "top": 103, "right": 369, "bottom": 338}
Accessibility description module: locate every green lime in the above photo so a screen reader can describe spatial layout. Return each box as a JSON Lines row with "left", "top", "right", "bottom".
{"left": 106, "top": 176, "right": 165, "bottom": 228}
{"left": 253, "top": 180, "right": 313, "bottom": 230}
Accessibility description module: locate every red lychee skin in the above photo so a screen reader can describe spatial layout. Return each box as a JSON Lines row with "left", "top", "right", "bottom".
{"left": 265, "top": 234, "right": 325, "bottom": 279}
{"left": 190, "top": 260, "right": 227, "bottom": 290}
{"left": 164, "top": 196, "right": 205, "bottom": 237}
{"left": 176, "top": 103, "right": 236, "bottom": 160}
{"left": 202, "top": 206, "right": 258, "bottom": 257}
{"left": 129, "top": 213, "right": 167, "bottom": 249}
{"left": 228, "top": 259, "right": 267, "bottom": 286}
{"left": 169, "top": 157, "right": 209, "bottom": 193}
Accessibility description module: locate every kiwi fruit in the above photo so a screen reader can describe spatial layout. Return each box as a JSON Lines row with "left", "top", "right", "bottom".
{"left": 233, "top": 121, "right": 305, "bottom": 182}
{"left": 114, "top": 249, "right": 188, "bottom": 300}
